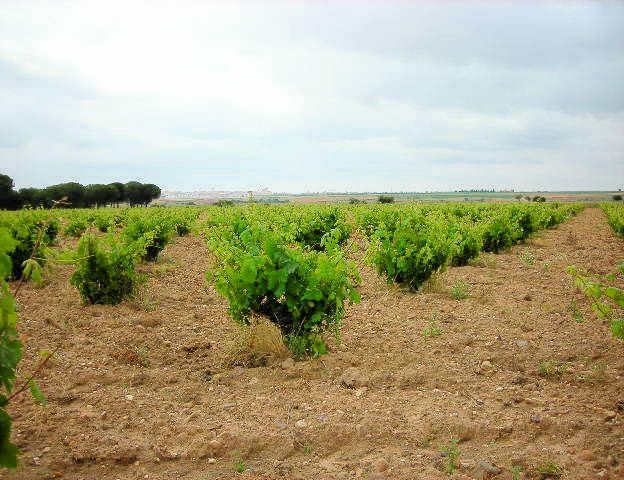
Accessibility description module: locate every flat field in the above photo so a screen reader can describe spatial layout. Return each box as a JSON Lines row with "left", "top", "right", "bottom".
{"left": 3, "top": 206, "right": 624, "bottom": 480}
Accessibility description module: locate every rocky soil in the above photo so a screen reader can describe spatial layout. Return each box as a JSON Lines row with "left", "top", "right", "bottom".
{"left": 3, "top": 207, "right": 623, "bottom": 480}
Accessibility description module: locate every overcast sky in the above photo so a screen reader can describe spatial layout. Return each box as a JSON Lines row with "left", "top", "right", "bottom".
{"left": 1, "top": 1, "right": 623, "bottom": 192}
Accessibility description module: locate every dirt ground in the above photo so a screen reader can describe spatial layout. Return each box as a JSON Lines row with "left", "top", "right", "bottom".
{"left": 3, "top": 207, "right": 623, "bottom": 480}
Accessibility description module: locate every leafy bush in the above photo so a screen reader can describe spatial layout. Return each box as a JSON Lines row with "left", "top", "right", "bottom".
{"left": 509, "top": 206, "right": 536, "bottom": 241}
{"left": 71, "top": 234, "right": 145, "bottom": 305}
{"left": 448, "top": 221, "right": 482, "bottom": 266}
{"left": 355, "top": 205, "right": 401, "bottom": 238}
{"left": 370, "top": 215, "right": 453, "bottom": 290}
{"left": 64, "top": 218, "right": 89, "bottom": 238}
{"left": 123, "top": 217, "right": 173, "bottom": 261}
{"left": 92, "top": 211, "right": 126, "bottom": 232}
{"left": 568, "top": 263, "right": 624, "bottom": 339}
{"left": 0, "top": 227, "right": 21, "bottom": 467}
{"left": 208, "top": 225, "right": 360, "bottom": 357}
{"left": 613, "top": 194, "right": 622, "bottom": 201}
{"left": 2, "top": 215, "right": 57, "bottom": 280}
{"left": 44, "top": 219, "right": 60, "bottom": 243}
{"left": 174, "top": 222, "right": 191, "bottom": 236}
{"left": 293, "top": 208, "right": 351, "bottom": 251}
{"left": 603, "top": 203, "right": 624, "bottom": 237}
{"left": 482, "top": 214, "right": 516, "bottom": 253}
{"left": 378, "top": 195, "right": 395, "bottom": 204}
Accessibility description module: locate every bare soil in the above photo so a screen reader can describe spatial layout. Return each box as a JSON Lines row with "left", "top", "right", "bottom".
{"left": 3, "top": 207, "right": 623, "bottom": 480}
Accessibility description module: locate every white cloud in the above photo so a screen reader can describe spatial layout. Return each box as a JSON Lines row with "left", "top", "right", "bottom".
{"left": 0, "top": 0, "right": 622, "bottom": 191}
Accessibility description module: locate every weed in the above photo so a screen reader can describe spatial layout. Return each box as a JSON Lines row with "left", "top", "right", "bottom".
{"left": 115, "top": 346, "right": 149, "bottom": 367}
{"left": 226, "top": 316, "right": 290, "bottom": 366}
{"left": 554, "top": 252, "right": 568, "bottom": 263}
{"left": 421, "top": 271, "right": 446, "bottom": 294}
{"left": 468, "top": 254, "right": 497, "bottom": 268}
{"left": 511, "top": 465, "right": 522, "bottom": 480}
{"left": 232, "top": 451, "right": 245, "bottom": 474}
{"left": 519, "top": 249, "right": 534, "bottom": 267}
{"left": 538, "top": 361, "right": 568, "bottom": 378}
{"left": 450, "top": 278, "right": 469, "bottom": 300}
{"left": 566, "top": 230, "right": 578, "bottom": 246}
{"left": 441, "top": 439, "right": 460, "bottom": 475}
{"left": 418, "top": 425, "right": 439, "bottom": 448}
{"left": 419, "top": 432, "right": 435, "bottom": 448}
{"left": 578, "top": 360, "right": 607, "bottom": 384}
{"left": 153, "top": 262, "right": 178, "bottom": 276}
{"left": 536, "top": 460, "right": 563, "bottom": 479}
{"left": 570, "top": 299, "right": 584, "bottom": 323}
{"left": 136, "top": 293, "right": 158, "bottom": 312}
{"left": 568, "top": 263, "right": 624, "bottom": 340}
{"left": 423, "top": 313, "right": 443, "bottom": 338}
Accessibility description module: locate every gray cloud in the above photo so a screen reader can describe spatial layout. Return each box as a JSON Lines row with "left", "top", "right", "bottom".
{"left": 0, "top": 1, "right": 622, "bottom": 192}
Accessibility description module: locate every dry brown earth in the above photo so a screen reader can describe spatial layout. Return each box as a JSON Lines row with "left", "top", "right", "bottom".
{"left": 3, "top": 207, "right": 623, "bottom": 480}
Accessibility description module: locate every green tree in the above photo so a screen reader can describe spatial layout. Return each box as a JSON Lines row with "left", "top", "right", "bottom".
{"left": 125, "top": 181, "right": 143, "bottom": 207}
{"left": 141, "top": 183, "right": 161, "bottom": 206}
{"left": 0, "top": 175, "right": 22, "bottom": 210}
{"left": 17, "top": 188, "right": 45, "bottom": 208}
{"left": 108, "top": 182, "right": 126, "bottom": 206}
{"left": 85, "top": 184, "right": 117, "bottom": 208}
{"left": 43, "top": 182, "right": 86, "bottom": 208}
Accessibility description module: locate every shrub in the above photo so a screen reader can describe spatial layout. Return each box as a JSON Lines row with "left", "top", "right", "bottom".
{"left": 71, "top": 234, "right": 144, "bottom": 305}
{"left": 370, "top": 215, "right": 453, "bottom": 291}
{"left": 568, "top": 263, "right": 624, "bottom": 339}
{"left": 603, "top": 203, "right": 624, "bottom": 236}
{"left": 293, "top": 208, "right": 351, "bottom": 251}
{"left": 92, "top": 212, "right": 125, "bottom": 232}
{"left": 612, "top": 194, "right": 622, "bottom": 201}
{"left": 123, "top": 218, "right": 173, "bottom": 261}
{"left": 4, "top": 216, "right": 57, "bottom": 280}
{"left": 0, "top": 227, "right": 21, "bottom": 467}
{"left": 208, "top": 226, "right": 360, "bottom": 357}
{"left": 482, "top": 214, "right": 516, "bottom": 253}
{"left": 166, "top": 208, "right": 200, "bottom": 236}
{"left": 510, "top": 206, "right": 536, "bottom": 240}
{"left": 44, "top": 219, "right": 60, "bottom": 243}
{"left": 174, "top": 221, "right": 191, "bottom": 236}
{"left": 448, "top": 222, "right": 482, "bottom": 266}
{"left": 64, "top": 218, "right": 89, "bottom": 238}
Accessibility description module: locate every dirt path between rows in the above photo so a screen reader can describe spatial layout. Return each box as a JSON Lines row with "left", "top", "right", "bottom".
{"left": 3, "top": 207, "right": 623, "bottom": 480}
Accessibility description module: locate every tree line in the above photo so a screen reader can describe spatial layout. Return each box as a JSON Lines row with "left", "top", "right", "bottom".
{"left": 0, "top": 173, "right": 161, "bottom": 210}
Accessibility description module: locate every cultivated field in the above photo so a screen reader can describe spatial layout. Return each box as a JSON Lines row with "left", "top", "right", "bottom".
{"left": 0, "top": 202, "right": 623, "bottom": 480}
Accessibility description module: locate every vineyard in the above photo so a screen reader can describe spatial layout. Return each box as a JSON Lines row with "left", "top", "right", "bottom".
{"left": 0, "top": 201, "right": 622, "bottom": 479}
